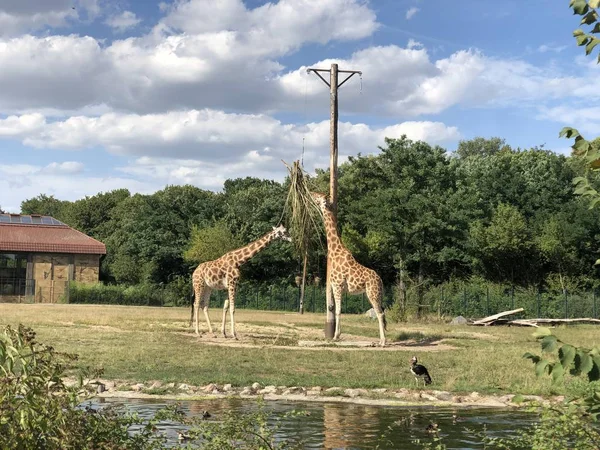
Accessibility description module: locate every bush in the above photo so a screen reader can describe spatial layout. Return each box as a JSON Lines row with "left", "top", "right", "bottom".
{"left": 0, "top": 324, "right": 168, "bottom": 449}
{"left": 0, "top": 324, "right": 306, "bottom": 449}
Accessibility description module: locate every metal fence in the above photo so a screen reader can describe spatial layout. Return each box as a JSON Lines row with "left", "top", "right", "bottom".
{"left": 431, "top": 285, "right": 599, "bottom": 319}
{"left": 6, "top": 279, "right": 600, "bottom": 319}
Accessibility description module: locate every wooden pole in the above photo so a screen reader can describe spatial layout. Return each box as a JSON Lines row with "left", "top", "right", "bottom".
{"left": 325, "top": 63, "right": 339, "bottom": 338}
{"left": 299, "top": 252, "right": 308, "bottom": 314}
{"left": 307, "top": 63, "right": 361, "bottom": 340}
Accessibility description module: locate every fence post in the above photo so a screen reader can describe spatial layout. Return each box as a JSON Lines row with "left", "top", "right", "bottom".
{"left": 486, "top": 286, "right": 490, "bottom": 316}
{"left": 564, "top": 289, "right": 568, "bottom": 319}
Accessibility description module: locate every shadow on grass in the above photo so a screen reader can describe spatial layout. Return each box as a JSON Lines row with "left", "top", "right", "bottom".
{"left": 392, "top": 331, "right": 444, "bottom": 345}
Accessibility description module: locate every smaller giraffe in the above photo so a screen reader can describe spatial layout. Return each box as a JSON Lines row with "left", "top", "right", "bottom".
{"left": 191, "top": 225, "right": 291, "bottom": 339}
{"left": 311, "top": 192, "right": 387, "bottom": 346}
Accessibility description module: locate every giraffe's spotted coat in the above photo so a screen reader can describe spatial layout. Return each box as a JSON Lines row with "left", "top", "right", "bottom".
{"left": 312, "top": 192, "right": 387, "bottom": 347}
{"left": 191, "top": 225, "right": 290, "bottom": 339}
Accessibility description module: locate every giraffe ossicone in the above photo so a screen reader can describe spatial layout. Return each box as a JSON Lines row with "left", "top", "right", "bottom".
{"left": 310, "top": 192, "right": 387, "bottom": 347}
{"left": 191, "top": 225, "right": 291, "bottom": 339}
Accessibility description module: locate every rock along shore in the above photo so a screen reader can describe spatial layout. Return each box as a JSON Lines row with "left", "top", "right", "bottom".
{"left": 79, "top": 378, "right": 559, "bottom": 409}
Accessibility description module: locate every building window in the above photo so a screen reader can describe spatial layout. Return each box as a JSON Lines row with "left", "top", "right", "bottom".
{"left": 0, "top": 253, "right": 28, "bottom": 295}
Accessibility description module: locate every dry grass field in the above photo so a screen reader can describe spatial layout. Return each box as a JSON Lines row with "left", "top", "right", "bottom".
{"left": 1, "top": 303, "right": 599, "bottom": 396}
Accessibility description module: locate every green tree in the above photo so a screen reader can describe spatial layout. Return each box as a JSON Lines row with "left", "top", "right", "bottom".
{"left": 223, "top": 177, "right": 296, "bottom": 282}
{"left": 469, "top": 203, "right": 536, "bottom": 285}
{"left": 20, "top": 194, "right": 70, "bottom": 219}
{"left": 338, "top": 137, "right": 470, "bottom": 292}
{"left": 184, "top": 221, "right": 242, "bottom": 264}
{"left": 454, "top": 136, "right": 511, "bottom": 159}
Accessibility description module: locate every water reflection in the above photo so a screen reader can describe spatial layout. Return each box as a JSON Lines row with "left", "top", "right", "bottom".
{"left": 89, "top": 397, "right": 535, "bottom": 449}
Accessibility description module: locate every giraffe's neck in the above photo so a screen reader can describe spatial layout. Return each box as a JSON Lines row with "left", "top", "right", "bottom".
{"left": 229, "top": 231, "right": 277, "bottom": 266}
{"left": 319, "top": 204, "right": 343, "bottom": 252}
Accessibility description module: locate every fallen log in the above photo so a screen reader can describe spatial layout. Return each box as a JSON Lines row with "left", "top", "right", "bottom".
{"left": 471, "top": 308, "right": 524, "bottom": 326}
{"left": 508, "top": 318, "right": 600, "bottom": 327}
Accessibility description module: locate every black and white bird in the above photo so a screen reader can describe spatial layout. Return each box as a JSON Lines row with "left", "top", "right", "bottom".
{"left": 410, "top": 356, "right": 432, "bottom": 387}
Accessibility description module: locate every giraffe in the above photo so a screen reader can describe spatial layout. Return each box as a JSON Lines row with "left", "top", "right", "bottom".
{"left": 311, "top": 192, "right": 387, "bottom": 347}
{"left": 191, "top": 225, "right": 291, "bottom": 339}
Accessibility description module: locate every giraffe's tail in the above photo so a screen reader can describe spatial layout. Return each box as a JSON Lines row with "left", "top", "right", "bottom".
{"left": 382, "top": 306, "right": 387, "bottom": 331}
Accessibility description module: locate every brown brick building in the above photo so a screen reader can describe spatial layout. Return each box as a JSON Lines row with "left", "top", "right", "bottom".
{"left": 0, "top": 213, "right": 106, "bottom": 303}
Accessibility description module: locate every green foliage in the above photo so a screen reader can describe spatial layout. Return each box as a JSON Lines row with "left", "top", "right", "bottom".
{"left": 0, "top": 324, "right": 168, "bottom": 449}
{"left": 0, "top": 324, "right": 306, "bottom": 449}
{"left": 454, "top": 136, "right": 511, "bottom": 159}
{"left": 184, "top": 221, "right": 242, "bottom": 264}
{"left": 562, "top": 1, "right": 600, "bottom": 210}
{"left": 68, "top": 281, "right": 187, "bottom": 306}
{"left": 20, "top": 194, "right": 70, "bottom": 219}
{"left": 524, "top": 327, "right": 600, "bottom": 394}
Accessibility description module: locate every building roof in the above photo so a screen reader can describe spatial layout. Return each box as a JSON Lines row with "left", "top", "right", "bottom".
{"left": 0, "top": 214, "right": 106, "bottom": 255}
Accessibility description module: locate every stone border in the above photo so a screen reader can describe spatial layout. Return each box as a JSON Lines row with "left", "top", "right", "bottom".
{"left": 84, "top": 379, "right": 560, "bottom": 409}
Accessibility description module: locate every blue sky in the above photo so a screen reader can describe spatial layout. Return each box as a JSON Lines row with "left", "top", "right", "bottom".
{"left": 0, "top": 0, "right": 597, "bottom": 212}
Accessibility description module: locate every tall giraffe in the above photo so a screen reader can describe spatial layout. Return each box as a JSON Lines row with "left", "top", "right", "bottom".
{"left": 191, "top": 225, "right": 291, "bottom": 339}
{"left": 311, "top": 192, "right": 387, "bottom": 346}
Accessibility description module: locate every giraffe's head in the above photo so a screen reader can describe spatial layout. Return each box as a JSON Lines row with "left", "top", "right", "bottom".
{"left": 310, "top": 192, "right": 328, "bottom": 210}
{"left": 271, "top": 225, "right": 292, "bottom": 242}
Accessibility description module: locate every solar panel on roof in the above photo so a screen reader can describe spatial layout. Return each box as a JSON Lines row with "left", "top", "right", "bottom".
{"left": 0, "top": 214, "right": 66, "bottom": 226}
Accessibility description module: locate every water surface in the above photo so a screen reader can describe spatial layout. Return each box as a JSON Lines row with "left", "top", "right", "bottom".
{"left": 90, "top": 397, "right": 535, "bottom": 449}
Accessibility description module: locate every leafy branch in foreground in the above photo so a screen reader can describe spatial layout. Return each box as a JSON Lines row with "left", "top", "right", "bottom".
{"left": 523, "top": 327, "right": 600, "bottom": 419}
{"left": 561, "top": 1, "right": 600, "bottom": 212}
{"left": 0, "top": 324, "right": 168, "bottom": 449}
{"left": 0, "top": 324, "right": 305, "bottom": 449}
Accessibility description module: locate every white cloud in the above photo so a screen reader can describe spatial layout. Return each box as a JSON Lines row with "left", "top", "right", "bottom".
{"left": 538, "top": 44, "right": 567, "bottom": 53}
{"left": 105, "top": 11, "right": 141, "bottom": 32}
{"left": 406, "top": 7, "right": 419, "bottom": 20}
{"left": 0, "top": 0, "right": 100, "bottom": 36}
{"left": 0, "top": 160, "right": 146, "bottom": 213}
{"left": 41, "top": 161, "right": 84, "bottom": 174}
{"left": 0, "top": 109, "right": 460, "bottom": 161}
{"left": 160, "top": 0, "right": 378, "bottom": 54}
{"left": 0, "top": 0, "right": 378, "bottom": 115}
{"left": 537, "top": 105, "right": 600, "bottom": 134}
{"left": 113, "top": 118, "right": 460, "bottom": 189}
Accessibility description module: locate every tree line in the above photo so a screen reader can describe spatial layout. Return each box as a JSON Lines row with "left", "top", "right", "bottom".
{"left": 20, "top": 137, "right": 600, "bottom": 300}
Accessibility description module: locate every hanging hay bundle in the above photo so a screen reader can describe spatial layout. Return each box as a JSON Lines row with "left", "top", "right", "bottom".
{"left": 283, "top": 160, "right": 323, "bottom": 256}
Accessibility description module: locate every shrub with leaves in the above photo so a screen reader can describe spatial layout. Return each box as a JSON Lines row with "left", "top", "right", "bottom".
{"left": 0, "top": 324, "right": 305, "bottom": 449}
{"left": 561, "top": 1, "right": 600, "bottom": 213}
{"left": 0, "top": 324, "right": 168, "bottom": 449}
{"left": 524, "top": 327, "right": 600, "bottom": 418}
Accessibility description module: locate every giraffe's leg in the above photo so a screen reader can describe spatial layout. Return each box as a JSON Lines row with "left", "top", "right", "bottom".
{"left": 228, "top": 282, "right": 238, "bottom": 340}
{"left": 367, "top": 282, "right": 387, "bottom": 347}
{"left": 221, "top": 296, "right": 229, "bottom": 338}
{"left": 201, "top": 288, "right": 213, "bottom": 335}
{"left": 332, "top": 284, "right": 343, "bottom": 341}
{"left": 193, "top": 282, "right": 202, "bottom": 335}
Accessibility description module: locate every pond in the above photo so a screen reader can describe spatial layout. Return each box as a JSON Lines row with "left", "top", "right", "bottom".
{"left": 87, "top": 397, "right": 535, "bottom": 449}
